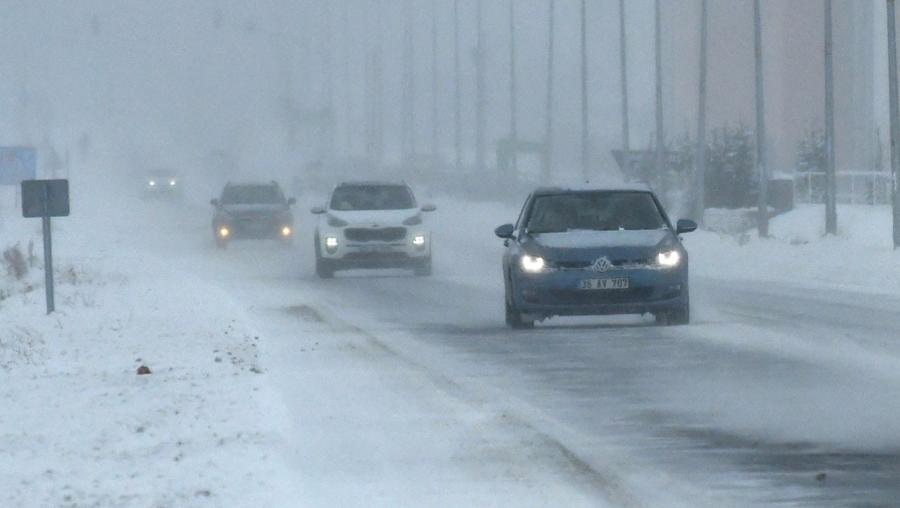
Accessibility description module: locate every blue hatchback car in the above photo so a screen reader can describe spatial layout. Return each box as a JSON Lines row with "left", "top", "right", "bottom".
{"left": 495, "top": 187, "right": 697, "bottom": 328}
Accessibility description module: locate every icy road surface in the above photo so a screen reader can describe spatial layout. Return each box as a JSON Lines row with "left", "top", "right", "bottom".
{"left": 186, "top": 195, "right": 900, "bottom": 507}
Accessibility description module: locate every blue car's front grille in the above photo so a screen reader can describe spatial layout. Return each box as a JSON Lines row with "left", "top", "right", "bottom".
{"left": 546, "top": 287, "right": 655, "bottom": 305}
{"left": 553, "top": 258, "right": 654, "bottom": 271}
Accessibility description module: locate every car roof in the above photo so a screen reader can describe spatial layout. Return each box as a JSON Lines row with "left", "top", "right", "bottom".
{"left": 225, "top": 180, "right": 281, "bottom": 188}
{"left": 531, "top": 183, "right": 653, "bottom": 196}
{"left": 336, "top": 180, "right": 409, "bottom": 187}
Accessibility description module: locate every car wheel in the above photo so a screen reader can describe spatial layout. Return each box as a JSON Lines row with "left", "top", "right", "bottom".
{"left": 413, "top": 256, "right": 432, "bottom": 277}
{"left": 315, "top": 255, "right": 334, "bottom": 278}
{"left": 655, "top": 304, "right": 690, "bottom": 326}
{"left": 504, "top": 275, "right": 533, "bottom": 329}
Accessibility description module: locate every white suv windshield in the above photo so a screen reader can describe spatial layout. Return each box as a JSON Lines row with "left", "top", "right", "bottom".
{"left": 330, "top": 185, "right": 416, "bottom": 211}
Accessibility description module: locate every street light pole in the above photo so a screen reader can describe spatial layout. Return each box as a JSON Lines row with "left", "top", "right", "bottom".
{"left": 454, "top": 0, "right": 462, "bottom": 173}
{"left": 824, "top": 0, "right": 837, "bottom": 235}
{"left": 695, "top": 0, "right": 708, "bottom": 225}
{"left": 581, "top": 0, "right": 590, "bottom": 182}
{"left": 753, "top": 0, "right": 769, "bottom": 237}
{"left": 432, "top": 0, "right": 439, "bottom": 167}
{"left": 888, "top": 0, "right": 900, "bottom": 248}
{"left": 654, "top": 0, "right": 665, "bottom": 180}
{"left": 619, "top": 0, "right": 630, "bottom": 153}
{"left": 544, "top": 0, "right": 555, "bottom": 184}
{"left": 509, "top": 0, "right": 518, "bottom": 178}
{"left": 475, "top": 0, "right": 485, "bottom": 174}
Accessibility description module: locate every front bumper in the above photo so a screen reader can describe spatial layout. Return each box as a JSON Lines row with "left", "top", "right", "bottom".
{"left": 318, "top": 227, "right": 430, "bottom": 265}
{"left": 215, "top": 221, "right": 293, "bottom": 240}
{"left": 510, "top": 266, "right": 688, "bottom": 317}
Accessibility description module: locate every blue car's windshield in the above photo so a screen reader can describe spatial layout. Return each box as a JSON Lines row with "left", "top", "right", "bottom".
{"left": 526, "top": 192, "right": 667, "bottom": 233}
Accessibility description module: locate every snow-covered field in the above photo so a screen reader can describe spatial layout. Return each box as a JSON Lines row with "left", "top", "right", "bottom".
{"left": 3, "top": 171, "right": 900, "bottom": 507}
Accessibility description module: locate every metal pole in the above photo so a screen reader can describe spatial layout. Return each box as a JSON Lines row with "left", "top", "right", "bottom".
{"left": 432, "top": 0, "right": 439, "bottom": 167}
{"left": 580, "top": 0, "right": 590, "bottom": 181}
{"left": 454, "top": 0, "right": 462, "bottom": 173}
{"left": 509, "top": 0, "right": 518, "bottom": 178}
{"left": 619, "top": 0, "right": 630, "bottom": 153}
{"left": 475, "top": 0, "right": 485, "bottom": 174}
{"left": 42, "top": 185, "right": 54, "bottom": 315}
{"left": 544, "top": 0, "right": 555, "bottom": 184}
{"left": 754, "top": 0, "right": 769, "bottom": 237}
{"left": 402, "top": 0, "right": 415, "bottom": 163}
{"left": 824, "top": 0, "right": 837, "bottom": 235}
{"left": 889, "top": 0, "right": 900, "bottom": 248}
{"left": 654, "top": 0, "right": 665, "bottom": 179}
{"left": 694, "top": 0, "right": 708, "bottom": 225}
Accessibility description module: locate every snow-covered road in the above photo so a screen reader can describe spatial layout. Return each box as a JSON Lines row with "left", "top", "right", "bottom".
{"left": 197, "top": 196, "right": 900, "bottom": 507}
{"left": 5, "top": 184, "right": 900, "bottom": 507}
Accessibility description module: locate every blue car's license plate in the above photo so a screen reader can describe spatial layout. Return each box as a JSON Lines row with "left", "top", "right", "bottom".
{"left": 578, "top": 278, "right": 629, "bottom": 290}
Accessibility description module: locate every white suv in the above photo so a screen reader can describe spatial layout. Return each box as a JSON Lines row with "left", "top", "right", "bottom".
{"left": 311, "top": 182, "right": 435, "bottom": 278}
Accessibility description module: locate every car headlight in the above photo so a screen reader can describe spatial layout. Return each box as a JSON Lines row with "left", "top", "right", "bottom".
{"left": 403, "top": 215, "right": 423, "bottom": 226}
{"left": 324, "top": 236, "right": 339, "bottom": 252}
{"left": 281, "top": 226, "right": 292, "bottom": 237}
{"left": 412, "top": 234, "right": 426, "bottom": 247}
{"left": 327, "top": 216, "right": 348, "bottom": 227}
{"left": 520, "top": 255, "right": 546, "bottom": 273}
{"left": 148, "top": 180, "right": 156, "bottom": 187}
{"left": 168, "top": 179, "right": 177, "bottom": 187}
{"left": 218, "top": 226, "right": 230, "bottom": 238}
{"left": 657, "top": 249, "right": 682, "bottom": 268}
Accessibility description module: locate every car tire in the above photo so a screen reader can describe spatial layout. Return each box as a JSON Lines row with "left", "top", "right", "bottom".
{"left": 656, "top": 303, "right": 690, "bottom": 326}
{"left": 504, "top": 274, "right": 533, "bottom": 329}
{"left": 413, "top": 256, "right": 432, "bottom": 277}
{"left": 315, "top": 256, "right": 334, "bottom": 278}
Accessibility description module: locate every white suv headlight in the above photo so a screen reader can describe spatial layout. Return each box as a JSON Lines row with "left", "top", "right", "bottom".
{"left": 520, "top": 255, "right": 546, "bottom": 273}
{"left": 657, "top": 249, "right": 681, "bottom": 268}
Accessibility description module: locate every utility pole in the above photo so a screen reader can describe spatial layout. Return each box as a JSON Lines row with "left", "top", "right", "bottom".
{"left": 454, "top": 0, "right": 462, "bottom": 173}
{"left": 509, "top": 0, "right": 518, "bottom": 178}
{"left": 475, "top": 0, "right": 485, "bottom": 174}
{"left": 544, "top": 0, "right": 555, "bottom": 183}
{"left": 432, "top": 0, "right": 439, "bottom": 167}
{"left": 619, "top": 0, "right": 630, "bottom": 153}
{"left": 654, "top": 0, "right": 665, "bottom": 179}
{"left": 824, "top": 0, "right": 837, "bottom": 235}
{"left": 694, "top": 0, "right": 708, "bottom": 225}
{"left": 753, "top": 0, "right": 769, "bottom": 237}
{"left": 888, "top": 0, "right": 900, "bottom": 248}
{"left": 402, "top": 0, "right": 415, "bottom": 163}
{"left": 580, "top": 0, "right": 589, "bottom": 181}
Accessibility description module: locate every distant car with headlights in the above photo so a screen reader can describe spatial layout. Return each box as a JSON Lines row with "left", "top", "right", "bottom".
{"left": 311, "top": 182, "right": 435, "bottom": 278}
{"left": 210, "top": 181, "right": 296, "bottom": 248}
{"left": 495, "top": 186, "right": 697, "bottom": 328}
{"left": 143, "top": 168, "right": 182, "bottom": 199}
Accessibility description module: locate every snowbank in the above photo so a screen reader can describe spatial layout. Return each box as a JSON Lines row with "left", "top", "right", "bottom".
{"left": 686, "top": 205, "right": 900, "bottom": 294}
{"left": 0, "top": 189, "right": 296, "bottom": 506}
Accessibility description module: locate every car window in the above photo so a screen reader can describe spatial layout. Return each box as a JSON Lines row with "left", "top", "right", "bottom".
{"left": 526, "top": 192, "right": 667, "bottom": 233}
{"left": 330, "top": 185, "right": 416, "bottom": 211}
{"left": 221, "top": 185, "right": 284, "bottom": 205}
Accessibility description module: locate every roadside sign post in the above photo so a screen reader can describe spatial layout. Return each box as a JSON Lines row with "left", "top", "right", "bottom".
{"left": 21, "top": 179, "right": 69, "bottom": 314}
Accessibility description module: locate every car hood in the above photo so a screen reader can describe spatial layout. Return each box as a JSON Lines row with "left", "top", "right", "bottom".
{"left": 524, "top": 229, "right": 676, "bottom": 263}
{"left": 328, "top": 208, "right": 419, "bottom": 226}
{"left": 222, "top": 204, "right": 289, "bottom": 216}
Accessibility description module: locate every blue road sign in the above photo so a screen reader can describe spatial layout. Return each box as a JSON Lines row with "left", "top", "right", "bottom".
{"left": 0, "top": 147, "right": 37, "bottom": 185}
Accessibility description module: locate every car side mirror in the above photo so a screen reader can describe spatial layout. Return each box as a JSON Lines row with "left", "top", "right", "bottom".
{"left": 287, "top": 197, "right": 297, "bottom": 206}
{"left": 210, "top": 198, "right": 219, "bottom": 207}
{"left": 310, "top": 206, "right": 326, "bottom": 215}
{"left": 421, "top": 203, "right": 437, "bottom": 212}
{"left": 494, "top": 224, "right": 515, "bottom": 239}
{"left": 676, "top": 219, "right": 698, "bottom": 234}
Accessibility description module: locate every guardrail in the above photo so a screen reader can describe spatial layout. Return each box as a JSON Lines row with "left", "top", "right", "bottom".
{"left": 794, "top": 170, "right": 895, "bottom": 205}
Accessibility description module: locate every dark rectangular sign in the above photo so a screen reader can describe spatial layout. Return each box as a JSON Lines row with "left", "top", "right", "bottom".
{"left": 21, "top": 179, "right": 70, "bottom": 218}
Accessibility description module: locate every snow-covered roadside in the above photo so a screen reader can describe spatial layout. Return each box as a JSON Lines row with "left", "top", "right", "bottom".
{"left": 0, "top": 195, "right": 298, "bottom": 506}
{"left": 687, "top": 205, "right": 900, "bottom": 294}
